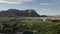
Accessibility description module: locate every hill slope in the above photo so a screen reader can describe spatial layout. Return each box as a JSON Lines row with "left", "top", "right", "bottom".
{"left": 0, "top": 9, "right": 47, "bottom": 17}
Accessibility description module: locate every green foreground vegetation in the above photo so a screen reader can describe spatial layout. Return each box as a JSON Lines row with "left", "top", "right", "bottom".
{"left": 0, "top": 19, "right": 60, "bottom": 34}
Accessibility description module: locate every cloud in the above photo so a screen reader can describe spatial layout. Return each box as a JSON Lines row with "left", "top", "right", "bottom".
{"left": 0, "top": 0, "right": 33, "bottom": 4}
{"left": 40, "top": 3, "right": 54, "bottom": 6}
{"left": 40, "top": 0, "right": 60, "bottom": 6}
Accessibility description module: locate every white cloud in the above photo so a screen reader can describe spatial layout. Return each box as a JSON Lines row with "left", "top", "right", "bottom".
{"left": 0, "top": 0, "right": 33, "bottom": 4}
{"left": 40, "top": 0, "right": 60, "bottom": 6}
{"left": 40, "top": 3, "right": 53, "bottom": 6}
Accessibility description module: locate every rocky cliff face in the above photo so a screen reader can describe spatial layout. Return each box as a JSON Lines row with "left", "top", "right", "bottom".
{"left": 0, "top": 9, "right": 40, "bottom": 17}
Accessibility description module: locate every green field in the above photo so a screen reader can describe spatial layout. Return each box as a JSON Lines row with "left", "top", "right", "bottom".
{"left": 0, "top": 19, "right": 60, "bottom": 34}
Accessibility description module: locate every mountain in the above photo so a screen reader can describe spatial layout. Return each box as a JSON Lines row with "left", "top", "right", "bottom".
{"left": 51, "top": 15, "right": 60, "bottom": 18}
{"left": 0, "top": 9, "right": 41, "bottom": 17}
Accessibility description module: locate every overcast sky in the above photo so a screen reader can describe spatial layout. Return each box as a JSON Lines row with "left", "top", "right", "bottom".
{"left": 0, "top": 0, "right": 60, "bottom": 15}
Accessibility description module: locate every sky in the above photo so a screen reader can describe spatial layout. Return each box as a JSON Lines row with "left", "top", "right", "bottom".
{"left": 0, "top": 0, "right": 60, "bottom": 15}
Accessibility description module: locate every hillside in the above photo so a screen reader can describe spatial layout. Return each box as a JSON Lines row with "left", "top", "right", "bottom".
{"left": 0, "top": 9, "right": 41, "bottom": 17}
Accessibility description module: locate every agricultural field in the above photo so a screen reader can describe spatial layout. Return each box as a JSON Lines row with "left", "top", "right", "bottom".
{"left": 0, "top": 19, "right": 60, "bottom": 34}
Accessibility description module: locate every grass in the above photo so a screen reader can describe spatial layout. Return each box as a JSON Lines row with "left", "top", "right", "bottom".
{"left": 0, "top": 19, "right": 60, "bottom": 34}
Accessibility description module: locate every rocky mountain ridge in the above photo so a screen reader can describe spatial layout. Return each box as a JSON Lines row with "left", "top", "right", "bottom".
{"left": 0, "top": 9, "right": 47, "bottom": 17}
